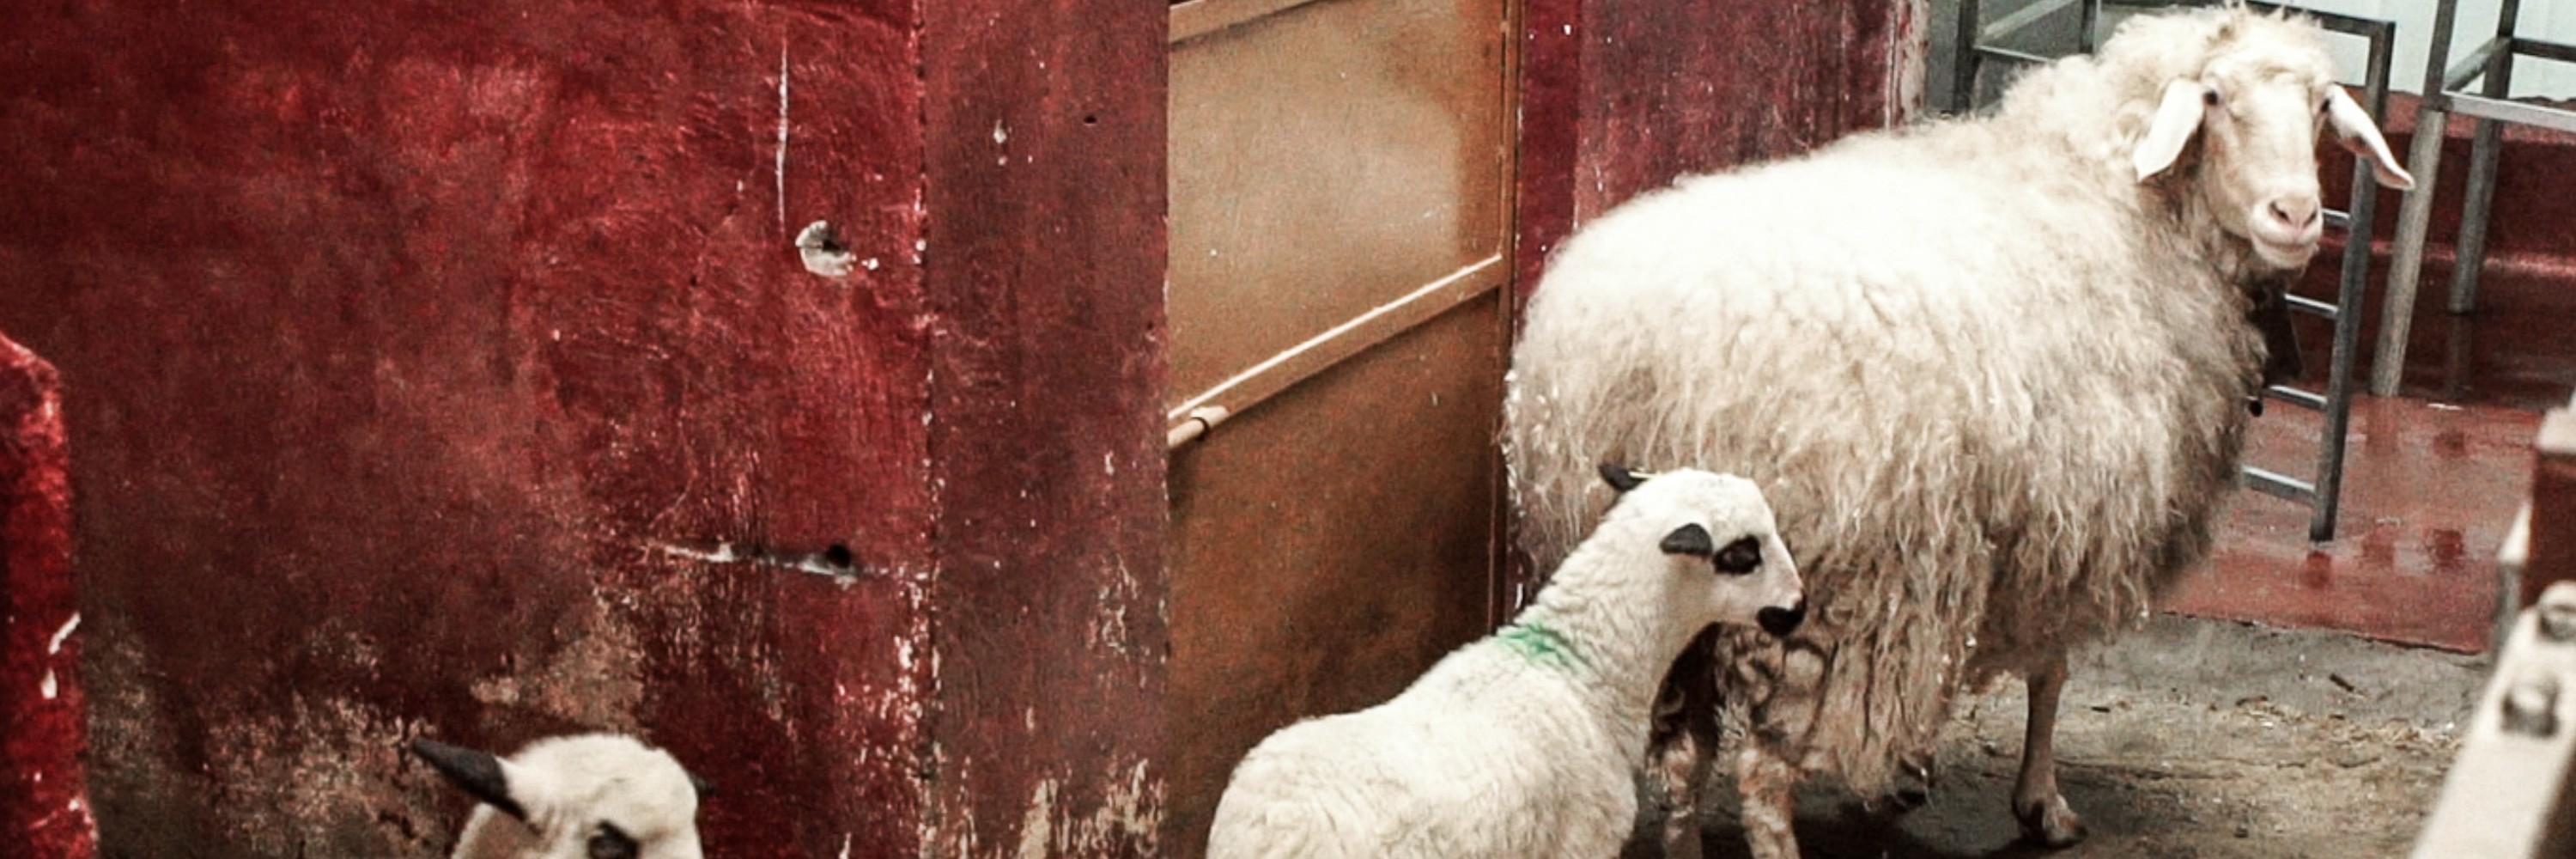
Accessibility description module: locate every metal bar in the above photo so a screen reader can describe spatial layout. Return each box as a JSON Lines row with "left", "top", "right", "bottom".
{"left": 2287, "top": 294, "right": 2338, "bottom": 319}
{"left": 1954, "top": 0, "right": 1986, "bottom": 113}
{"left": 1170, "top": 0, "right": 1332, "bottom": 44}
{"left": 2266, "top": 386, "right": 2330, "bottom": 412}
{"left": 2449, "top": 93, "right": 2576, "bottom": 134}
{"left": 1971, "top": 45, "right": 2055, "bottom": 67}
{"left": 1167, "top": 255, "right": 1505, "bottom": 446}
{"left": 1979, "top": 0, "right": 2080, "bottom": 44}
{"left": 2521, "top": 37, "right": 2576, "bottom": 66}
{"left": 2450, "top": 43, "right": 2515, "bottom": 314}
{"left": 2409, "top": 584, "right": 2576, "bottom": 858}
{"left": 2445, "top": 38, "right": 2512, "bottom": 92}
{"left": 2372, "top": 0, "right": 2450, "bottom": 399}
{"left": 2244, "top": 466, "right": 2319, "bottom": 504}
{"left": 2529, "top": 401, "right": 2576, "bottom": 606}
{"left": 2308, "top": 19, "right": 2395, "bottom": 542}
{"left": 2244, "top": 2, "right": 2394, "bottom": 42}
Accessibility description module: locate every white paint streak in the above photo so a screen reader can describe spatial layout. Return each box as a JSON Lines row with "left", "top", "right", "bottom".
{"left": 48, "top": 612, "right": 78, "bottom": 654}
{"left": 837, "top": 832, "right": 853, "bottom": 859}
{"left": 775, "top": 43, "right": 792, "bottom": 231}
{"left": 653, "top": 539, "right": 853, "bottom": 580}
{"left": 1017, "top": 778, "right": 1060, "bottom": 859}
{"left": 40, "top": 668, "right": 56, "bottom": 700}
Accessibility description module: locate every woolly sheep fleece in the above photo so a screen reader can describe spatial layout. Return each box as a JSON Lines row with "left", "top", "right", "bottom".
{"left": 1206, "top": 469, "right": 1800, "bottom": 858}
{"left": 1505, "top": 2, "right": 2397, "bottom": 827}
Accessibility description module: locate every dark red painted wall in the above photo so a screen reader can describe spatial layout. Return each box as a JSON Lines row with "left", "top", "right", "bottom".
{"left": 0, "top": 0, "right": 1163, "bottom": 856}
{"left": 0, "top": 339, "right": 96, "bottom": 858}
{"left": 1515, "top": 0, "right": 1926, "bottom": 292}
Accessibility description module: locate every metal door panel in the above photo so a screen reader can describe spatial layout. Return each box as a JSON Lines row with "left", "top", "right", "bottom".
{"left": 1165, "top": 0, "right": 1512, "bottom": 852}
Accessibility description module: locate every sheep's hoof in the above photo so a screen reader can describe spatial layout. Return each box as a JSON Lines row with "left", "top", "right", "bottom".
{"left": 1864, "top": 756, "right": 1935, "bottom": 816}
{"left": 1862, "top": 784, "right": 1932, "bottom": 817}
{"left": 2014, "top": 795, "right": 2086, "bottom": 849}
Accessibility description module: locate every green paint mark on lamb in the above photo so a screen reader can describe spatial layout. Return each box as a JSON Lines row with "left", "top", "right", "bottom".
{"left": 1494, "top": 621, "right": 1584, "bottom": 670}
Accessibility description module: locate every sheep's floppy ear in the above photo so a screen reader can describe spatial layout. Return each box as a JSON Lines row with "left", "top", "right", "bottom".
{"left": 1659, "top": 523, "right": 1715, "bottom": 557}
{"left": 411, "top": 737, "right": 530, "bottom": 820}
{"left": 2135, "top": 79, "right": 2211, "bottom": 182}
{"left": 1598, "top": 463, "right": 1646, "bottom": 493}
{"left": 2325, "top": 87, "right": 2415, "bottom": 190}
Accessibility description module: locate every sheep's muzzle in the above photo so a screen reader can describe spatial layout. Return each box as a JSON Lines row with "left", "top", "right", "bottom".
{"left": 1757, "top": 601, "right": 1806, "bottom": 637}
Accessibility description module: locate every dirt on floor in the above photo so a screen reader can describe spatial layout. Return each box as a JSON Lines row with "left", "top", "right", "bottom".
{"left": 1633, "top": 614, "right": 2494, "bottom": 858}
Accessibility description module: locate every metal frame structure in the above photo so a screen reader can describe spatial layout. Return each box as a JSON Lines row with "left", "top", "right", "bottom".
{"left": 2375, "top": 0, "right": 2576, "bottom": 397}
{"left": 1950, "top": 0, "right": 2397, "bottom": 541}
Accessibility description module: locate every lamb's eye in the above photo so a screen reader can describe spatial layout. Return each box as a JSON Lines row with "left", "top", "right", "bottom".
{"left": 2202, "top": 88, "right": 2221, "bottom": 107}
{"left": 588, "top": 825, "right": 639, "bottom": 859}
{"left": 1713, "top": 538, "right": 1763, "bottom": 576}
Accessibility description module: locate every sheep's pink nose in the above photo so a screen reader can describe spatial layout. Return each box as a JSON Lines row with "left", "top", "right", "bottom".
{"left": 2264, "top": 195, "right": 2322, "bottom": 235}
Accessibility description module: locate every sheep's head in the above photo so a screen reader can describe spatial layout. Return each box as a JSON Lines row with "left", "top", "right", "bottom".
{"left": 1598, "top": 464, "right": 1804, "bottom": 637}
{"left": 414, "top": 734, "right": 708, "bottom": 859}
{"left": 2121, "top": 8, "right": 2412, "bottom": 271}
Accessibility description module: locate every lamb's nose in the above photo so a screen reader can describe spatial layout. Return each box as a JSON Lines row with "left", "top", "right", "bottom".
{"left": 1756, "top": 601, "right": 1806, "bottom": 637}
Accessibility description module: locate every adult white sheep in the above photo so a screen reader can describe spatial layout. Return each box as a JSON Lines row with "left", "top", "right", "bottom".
{"left": 1206, "top": 466, "right": 1804, "bottom": 858}
{"left": 411, "top": 734, "right": 710, "bottom": 859}
{"left": 1501, "top": 7, "right": 2412, "bottom": 858}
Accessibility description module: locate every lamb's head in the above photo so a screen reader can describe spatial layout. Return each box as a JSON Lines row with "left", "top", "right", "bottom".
{"left": 1596, "top": 464, "right": 1804, "bottom": 637}
{"left": 413, "top": 734, "right": 708, "bottom": 859}
{"left": 2115, "top": 6, "right": 2412, "bottom": 271}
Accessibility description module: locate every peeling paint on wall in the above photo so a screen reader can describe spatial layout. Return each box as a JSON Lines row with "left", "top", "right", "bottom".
{"left": 0, "top": 337, "right": 95, "bottom": 859}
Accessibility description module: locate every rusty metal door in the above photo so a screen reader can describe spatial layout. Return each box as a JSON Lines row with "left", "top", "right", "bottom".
{"left": 1163, "top": 0, "right": 1515, "bottom": 851}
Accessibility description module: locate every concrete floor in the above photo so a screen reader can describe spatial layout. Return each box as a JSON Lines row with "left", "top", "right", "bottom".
{"left": 1634, "top": 614, "right": 2490, "bottom": 858}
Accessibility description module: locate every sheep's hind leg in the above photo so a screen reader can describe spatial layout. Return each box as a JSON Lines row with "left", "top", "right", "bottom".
{"left": 1735, "top": 744, "right": 1801, "bottom": 859}
{"left": 2013, "top": 653, "right": 2086, "bottom": 848}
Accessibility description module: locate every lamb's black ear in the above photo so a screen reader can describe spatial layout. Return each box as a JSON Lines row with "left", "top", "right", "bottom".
{"left": 1660, "top": 523, "right": 1715, "bottom": 557}
{"left": 1599, "top": 463, "right": 1646, "bottom": 493}
{"left": 410, "top": 737, "right": 528, "bottom": 820}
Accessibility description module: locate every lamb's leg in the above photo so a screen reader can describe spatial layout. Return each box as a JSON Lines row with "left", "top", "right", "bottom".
{"left": 2013, "top": 653, "right": 2086, "bottom": 848}
{"left": 1735, "top": 744, "right": 1801, "bottom": 859}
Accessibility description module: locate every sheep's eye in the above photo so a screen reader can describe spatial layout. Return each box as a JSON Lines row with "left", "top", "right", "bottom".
{"left": 588, "top": 825, "right": 639, "bottom": 859}
{"left": 2202, "top": 88, "right": 2221, "bottom": 107}
{"left": 1713, "top": 537, "right": 1763, "bottom": 576}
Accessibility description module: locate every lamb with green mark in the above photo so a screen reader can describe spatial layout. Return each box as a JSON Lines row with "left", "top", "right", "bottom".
{"left": 1205, "top": 465, "right": 1803, "bottom": 858}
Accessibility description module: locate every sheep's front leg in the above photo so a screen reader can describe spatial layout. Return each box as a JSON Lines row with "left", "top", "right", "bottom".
{"left": 1735, "top": 744, "right": 1801, "bottom": 859}
{"left": 1862, "top": 747, "right": 1935, "bottom": 816}
{"left": 1650, "top": 716, "right": 1710, "bottom": 859}
{"left": 1650, "top": 636, "right": 1723, "bottom": 859}
{"left": 2013, "top": 653, "right": 2086, "bottom": 847}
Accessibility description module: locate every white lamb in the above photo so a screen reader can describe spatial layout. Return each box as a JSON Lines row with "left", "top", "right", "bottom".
{"left": 411, "top": 734, "right": 708, "bottom": 859}
{"left": 1502, "top": 7, "right": 2413, "bottom": 858}
{"left": 1206, "top": 466, "right": 1805, "bottom": 858}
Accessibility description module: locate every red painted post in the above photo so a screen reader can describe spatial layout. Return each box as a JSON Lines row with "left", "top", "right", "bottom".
{"left": 919, "top": 0, "right": 1172, "bottom": 853}
{"left": 0, "top": 337, "right": 96, "bottom": 859}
